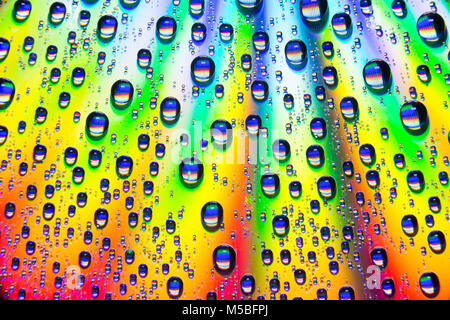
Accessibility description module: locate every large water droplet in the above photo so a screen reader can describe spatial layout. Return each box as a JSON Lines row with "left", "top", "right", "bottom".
{"left": 97, "top": 15, "right": 118, "bottom": 43}
{"left": 272, "top": 139, "right": 291, "bottom": 163}
{"left": 85, "top": 111, "right": 109, "bottom": 141}
{"left": 213, "top": 244, "right": 236, "bottom": 276}
{"left": 272, "top": 215, "right": 290, "bottom": 237}
{"left": 179, "top": 157, "right": 204, "bottom": 188}
{"left": 417, "top": 12, "right": 447, "bottom": 47}
{"left": 0, "top": 78, "right": 15, "bottom": 110}
{"left": 340, "top": 96, "right": 359, "bottom": 121}
{"left": 363, "top": 59, "right": 392, "bottom": 94}
{"left": 201, "top": 201, "right": 223, "bottom": 232}
{"left": 261, "top": 173, "right": 280, "bottom": 198}
{"left": 120, "top": 0, "right": 140, "bottom": 10}
{"left": 0, "top": 38, "right": 10, "bottom": 62}
{"left": 400, "top": 101, "right": 429, "bottom": 136}
{"left": 406, "top": 170, "right": 425, "bottom": 193}
{"left": 331, "top": 13, "right": 352, "bottom": 39}
{"left": 370, "top": 247, "right": 388, "bottom": 270}
{"left": 317, "top": 176, "right": 336, "bottom": 200}
{"left": 167, "top": 276, "right": 183, "bottom": 299}
{"left": 156, "top": 16, "right": 177, "bottom": 43}
{"left": 285, "top": 40, "right": 307, "bottom": 70}
{"left": 210, "top": 119, "right": 232, "bottom": 150}
{"left": 191, "top": 56, "right": 215, "bottom": 86}
{"left": 251, "top": 80, "right": 268, "bottom": 102}
{"left": 116, "top": 155, "right": 133, "bottom": 178}
{"left": 240, "top": 274, "right": 255, "bottom": 295}
{"left": 111, "top": 80, "right": 134, "bottom": 110}
{"left": 427, "top": 230, "right": 446, "bottom": 254}
{"left": 13, "top": 0, "right": 32, "bottom": 23}
{"left": 236, "top": 0, "right": 263, "bottom": 13}
{"left": 160, "top": 97, "right": 181, "bottom": 126}
{"left": 48, "top": 2, "right": 66, "bottom": 26}
{"left": 419, "top": 272, "right": 440, "bottom": 298}
{"left": 299, "top": 0, "right": 329, "bottom": 29}
{"left": 189, "top": 0, "right": 205, "bottom": 17}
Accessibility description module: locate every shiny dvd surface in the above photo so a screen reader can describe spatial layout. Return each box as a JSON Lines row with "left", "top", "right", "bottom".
{"left": 0, "top": 0, "right": 449, "bottom": 300}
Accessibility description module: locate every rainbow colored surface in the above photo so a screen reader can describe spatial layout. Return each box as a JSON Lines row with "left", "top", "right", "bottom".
{"left": 0, "top": 0, "right": 449, "bottom": 300}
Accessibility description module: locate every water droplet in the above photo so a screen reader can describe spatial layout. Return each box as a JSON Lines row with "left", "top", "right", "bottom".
{"left": 289, "top": 181, "right": 302, "bottom": 199}
{"left": 382, "top": 278, "right": 396, "bottom": 298}
{"left": 210, "top": 119, "right": 232, "bottom": 150}
{"left": 363, "top": 59, "right": 392, "bottom": 94}
{"left": 71, "top": 67, "right": 85, "bottom": 87}
{"left": 241, "top": 54, "right": 252, "bottom": 72}
{"left": 0, "top": 38, "right": 10, "bottom": 62}
{"left": 94, "top": 208, "right": 108, "bottom": 229}
{"left": 13, "top": 0, "right": 32, "bottom": 23}
{"left": 156, "top": 16, "right": 177, "bottom": 43}
{"left": 167, "top": 276, "right": 183, "bottom": 299}
{"left": 401, "top": 214, "right": 418, "bottom": 236}
{"left": 359, "top": 143, "right": 376, "bottom": 167}
{"left": 240, "top": 274, "right": 255, "bottom": 295}
{"left": 85, "top": 111, "right": 109, "bottom": 141}
{"left": 272, "top": 215, "right": 289, "bottom": 237}
{"left": 89, "top": 149, "right": 102, "bottom": 168}
{"left": 138, "top": 134, "right": 150, "bottom": 151}
{"left": 79, "top": 10, "right": 91, "bottom": 28}
{"left": 272, "top": 139, "right": 291, "bottom": 163}
{"left": 338, "top": 286, "right": 355, "bottom": 300}
{"left": 219, "top": 23, "right": 233, "bottom": 42}
{"left": 261, "top": 173, "right": 280, "bottom": 198}
{"left": 370, "top": 247, "right": 388, "bottom": 270}
{"left": 417, "top": 12, "right": 447, "bottom": 47}
{"left": 120, "top": 0, "right": 140, "bottom": 10}
{"left": 251, "top": 80, "right": 268, "bottom": 102}
{"left": 416, "top": 64, "right": 431, "bottom": 83}
{"left": 33, "top": 144, "right": 47, "bottom": 162}
{"left": 111, "top": 80, "right": 134, "bottom": 110}
{"left": 391, "top": 0, "right": 407, "bottom": 18}
{"left": 79, "top": 251, "right": 91, "bottom": 269}
{"left": 306, "top": 145, "right": 325, "bottom": 168}
{"left": 179, "top": 157, "right": 204, "bottom": 188}
{"left": 285, "top": 40, "right": 307, "bottom": 70}
{"left": 427, "top": 230, "right": 446, "bottom": 254}
{"left": 0, "top": 78, "right": 15, "bottom": 110}
{"left": 406, "top": 170, "right": 425, "bottom": 193}
{"left": 419, "top": 272, "right": 440, "bottom": 298}
{"left": 191, "top": 22, "right": 207, "bottom": 43}
{"left": 317, "top": 176, "right": 336, "bottom": 200}
{"left": 322, "top": 65, "right": 338, "bottom": 87}
{"left": 252, "top": 31, "right": 269, "bottom": 53}
{"left": 201, "top": 201, "right": 223, "bottom": 232}
{"left": 189, "top": 0, "right": 204, "bottom": 17}
{"left": 245, "top": 114, "right": 261, "bottom": 136}
{"left": 331, "top": 13, "right": 352, "bottom": 39}
{"left": 400, "top": 101, "right": 429, "bottom": 136}
{"left": 0, "top": 126, "right": 8, "bottom": 145}
{"left": 191, "top": 56, "right": 215, "bottom": 86}
{"left": 137, "top": 49, "right": 151, "bottom": 69}
{"left": 294, "top": 269, "right": 306, "bottom": 285}
{"left": 340, "top": 97, "right": 359, "bottom": 121}
{"left": 236, "top": 0, "right": 263, "bottom": 13}
{"left": 310, "top": 117, "right": 327, "bottom": 140}
{"left": 160, "top": 97, "right": 181, "bottom": 126}
{"left": 48, "top": 2, "right": 66, "bottom": 26}
{"left": 97, "top": 15, "right": 118, "bottom": 43}
{"left": 213, "top": 244, "right": 236, "bottom": 276}
{"left": 299, "top": 0, "right": 329, "bottom": 29}
{"left": 64, "top": 147, "right": 78, "bottom": 166}
{"left": 116, "top": 156, "right": 133, "bottom": 178}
